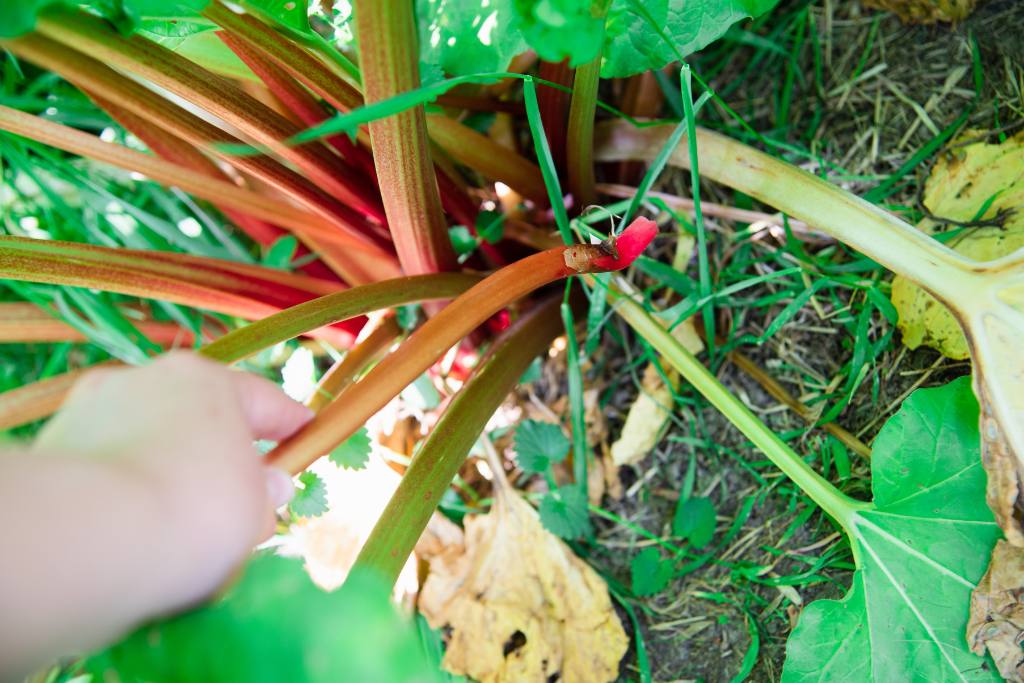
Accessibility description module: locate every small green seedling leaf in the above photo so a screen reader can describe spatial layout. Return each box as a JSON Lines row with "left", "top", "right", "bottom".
{"left": 782, "top": 377, "right": 1002, "bottom": 682}
{"left": 514, "top": 419, "right": 570, "bottom": 473}
{"left": 475, "top": 209, "right": 505, "bottom": 244}
{"left": 448, "top": 225, "right": 478, "bottom": 257}
{"left": 329, "top": 427, "right": 371, "bottom": 471}
{"left": 631, "top": 547, "right": 673, "bottom": 597}
{"left": 396, "top": 304, "right": 421, "bottom": 331}
{"left": 289, "top": 470, "right": 328, "bottom": 518}
{"left": 518, "top": 357, "right": 543, "bottom": 384}
{"left": 85, "top": 555, "right": 442, "bottom": 682}
{"left": 262, "top": 235, "right": 298, "bottom": 270}
{"left": 539, "top": 484, "right": 592, "bottom": 540}
{"left": 672, "top": 496, "right": 716, "bottom": 548}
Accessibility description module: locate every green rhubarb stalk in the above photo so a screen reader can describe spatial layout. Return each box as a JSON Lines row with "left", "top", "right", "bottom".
{"left": 353, "top": 296, "right": 564, "bottom": 584}
{"left": 595, "top": 120, "right": 1024, "bottom": 542}
{"left": 200, "top": 274, "right": 479, "bottom": 363}
{"left": 0, "top": 274, "right": 480, "bottom": 429}
{"left": 352, "top": 0, "right": 456, "bottom": 275}
{"left": 566, "top": 0, "right": 613, "bottom": 209}
{"left": 267, "top": 218, "right": 657, "bottom": 474}
{"left": 605, "top": 278, "right": 866, "bottom": 534}
{"left": 306, "top": 317, "right": 401, "bottom": 413}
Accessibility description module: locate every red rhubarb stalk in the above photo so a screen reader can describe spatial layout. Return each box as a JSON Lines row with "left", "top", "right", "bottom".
{"left": 353, "top": 0, "right": 456, "bottom": 275}
{"left": 267, "top": 218, "right": 658, "bottom": 474}
{"left": 33, "top": 8, "right": 387, "bottom": 224}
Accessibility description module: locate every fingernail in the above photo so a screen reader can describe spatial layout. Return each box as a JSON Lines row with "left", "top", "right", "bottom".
{"left": 265, "top": 468, "right": 294, "bottom": 508}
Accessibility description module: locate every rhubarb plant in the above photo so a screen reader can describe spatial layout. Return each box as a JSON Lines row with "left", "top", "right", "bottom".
{"left": 595, "top": 121, "right": 1024, "bottom": 546}
{"left": 1, "top": 0, "right": 1019, "bottom": 680}
{"left": 608, "top": 281, "right": 1002, "bottom": 680}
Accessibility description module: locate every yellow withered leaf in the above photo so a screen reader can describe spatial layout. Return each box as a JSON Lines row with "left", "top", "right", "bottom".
{"left": 416, "top": 488, "right": 629, "bottom": 683}
{"left": 892, "top": 131, "right": 1024, "bottom": 359}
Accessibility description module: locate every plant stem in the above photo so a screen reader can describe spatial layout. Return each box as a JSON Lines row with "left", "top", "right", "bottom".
{"left": 0, "top": 303, "right": 200, "bottom": 346}
{"left": 566, "top": 57, "right": 602, "bottom": 209}
{"left": 0, "top": 361, "right": 118, "bottom": 430}
{"left": 353, "top": 0, "right": 455, "bottom": 275}
{"left": 566, "top": 0, "right": 612, "bottom": 209}
{"left": 200, "top": 274, "right": 479, "bottom": 363}
{"left": 425, "top": 113, "right": 548, "bottom": 204}
{"left": 267, "top": 221, "right": 655, "bottom": 474}
{"left": 593, "top": 122, "right": 983, "bottom": 305}
{"left": 215, "top": 28, "right": 377, "bottom": 180}
{"left": 32, "top": 9, "right": 388, "bottom": 223}
{"left": 352, "top": 296, "right": 563, "bottom": 585}
{"left": 606, "top": 278, "right": 867, "bottom": 531}
{"left": 537, "top": 59, "right": 574, "bottom": 175}
{"left": 0, "top": 234, "right": 343, "bottom": 304}
{"left": 0, "top": 104, "right": 375, "bottom": 256}
{"left": 0, "top": 39, "right": 401, "bottom": 283}
{"left": 92, "top": 95, "right": 340, "bottom": 283}
{"left": 306, "top": 317, "right": 400, "bottom": 413}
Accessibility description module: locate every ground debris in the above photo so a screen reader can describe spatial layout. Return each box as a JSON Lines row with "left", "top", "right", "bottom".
{"left": 968, "top": 540, "right": 1024, "bottom": 681}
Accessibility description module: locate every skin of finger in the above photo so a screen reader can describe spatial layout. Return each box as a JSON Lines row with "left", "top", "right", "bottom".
{"left": 228, "top": 370, "right": 315, "bottom": 442}
{"left": 27, "top": 352, "right": 279, "bottom": 610}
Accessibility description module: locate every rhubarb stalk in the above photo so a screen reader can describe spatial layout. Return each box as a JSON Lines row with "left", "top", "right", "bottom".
{"left": 595, "top": 120, "right": 1024, "bottom": 544}
{"left": 353, "top": 295, "right": 565, "bottom": 584}
{"left": 353, "top": 0, "right": 455, "bottom": 275}
{"left": 267, "top": 218, "right": 658, "bottom": 475}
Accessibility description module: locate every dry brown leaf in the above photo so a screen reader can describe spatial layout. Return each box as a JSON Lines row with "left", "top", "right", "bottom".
{"left": 862, "top": 0, "right": 975, "bottom": 23}
{"left": 968, "top": 540, "right": 1024, "bottom": 681}
{"left": 417, "top": 488, "right": 629, "bottom": 682}
{"left": 610, "top": 319, "right": 703, "bottom": 467}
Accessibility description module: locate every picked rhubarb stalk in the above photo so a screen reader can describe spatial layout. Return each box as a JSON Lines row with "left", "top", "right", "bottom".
{"left": 268, "top": 217, "right": 657, "bottom": 474}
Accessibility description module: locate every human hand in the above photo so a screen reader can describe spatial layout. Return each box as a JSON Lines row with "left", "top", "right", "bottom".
{"left": 31, "top": 351, "right": 310, "bottom": 613}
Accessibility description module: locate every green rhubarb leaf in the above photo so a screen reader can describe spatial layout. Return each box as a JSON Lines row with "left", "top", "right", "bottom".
{"left": 672, "top": 496, "right": 716, "bottom": 549}
{"left": 289, "top": 470, "right": 328, "bottom": 518}
{"left": 514, "top": 0, "right": 605, "bottom": 65}
{"left": 84, "top": 554, "right": 442, "bottom": 682}
{"left": 539, "top": 484, "right": 592, "bottom": 539}
{"left": 417, "top": 0, "right": 527, "bottom": 75}
{"left": 514, "top": 419, "right": 570, "bottom": 473}
{"left": 782, "top": 377, "right": 1002, "bottom": 682}
{"left": 329, "top": 427, "right": 371, "bottom": 471}
{"left": 631, "top": 546, "right": 673, "bottom": 597}
{"left": 601, "top": 0, "right": 781, "bottom": 77}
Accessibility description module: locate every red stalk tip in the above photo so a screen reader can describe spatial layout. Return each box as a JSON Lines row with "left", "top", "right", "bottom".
{"left": 592, "top": 217, "right": 658, "bottom": 270}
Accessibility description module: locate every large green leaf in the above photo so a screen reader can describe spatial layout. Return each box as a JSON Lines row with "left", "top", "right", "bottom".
{"left": 85, "top": 554, "right": 442, "bottom": 682}
{"left": 417, "top": 0, "right": 778, "bottom": 77}
{"left": 417, "top": 0, "right": 528, "bottom": 75}
{"left": 601, "top": 0, "right": 780, "bottom": 77}
{"left": 782, "top": 377, "right": 1002, "bottom": 681}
